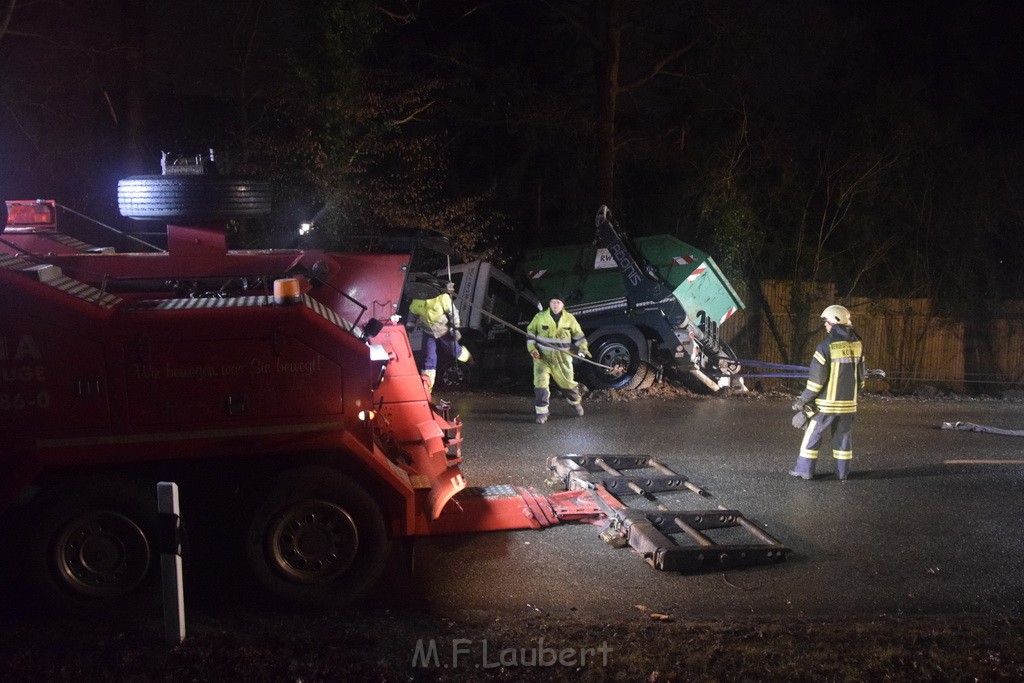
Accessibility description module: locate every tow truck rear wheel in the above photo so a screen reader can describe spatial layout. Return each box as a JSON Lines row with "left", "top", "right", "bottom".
{"left": 245, "top": 468, "right": 391, "bottom": 609}
{"left": 26, "top": 477, "right": 159, "bottom": 614}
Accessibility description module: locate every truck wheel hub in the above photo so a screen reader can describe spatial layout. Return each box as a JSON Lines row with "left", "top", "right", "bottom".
{"left": 441, "top": 364, "right": 468, "bottom": 388}
{"left": 597, "top": 344, "right": 631, "bottom": 371}
{"left": 55, "top": 511, "right": 150, "bottom": 595}
{"left": 268, "top": 500, "right": 359, "bottom": 583}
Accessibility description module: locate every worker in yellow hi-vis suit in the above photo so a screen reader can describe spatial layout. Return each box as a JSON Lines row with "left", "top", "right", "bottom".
{"left": 408, "top": 283, "right": 472, "bottom": 392}
{"left": 526, "top": 295, "right": 590, "bottom": 424}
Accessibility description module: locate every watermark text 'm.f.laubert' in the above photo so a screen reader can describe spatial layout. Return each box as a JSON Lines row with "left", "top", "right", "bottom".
{"left": 411, "top": 637, "right": 613, "bottom": 669}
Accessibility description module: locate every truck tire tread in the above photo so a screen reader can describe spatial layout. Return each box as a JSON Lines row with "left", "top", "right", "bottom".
{"left": 25, "top": 476, "right": 160, "bottom": 615}
{"left": 117, "top": 175, "right": 272, "bottom": 223}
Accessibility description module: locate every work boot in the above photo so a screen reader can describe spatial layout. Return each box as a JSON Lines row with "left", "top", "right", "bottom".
{"left": 788, "top": 456, "right": 816, "bottom": 480}
{"left": 535, "top": 414, "right": 548, "bottom": 424}
{"left": 835, "top": 459, "right": 851, "bottom": 481}
{"left": 573, "top": 403, "right": 584, "bottom": 417}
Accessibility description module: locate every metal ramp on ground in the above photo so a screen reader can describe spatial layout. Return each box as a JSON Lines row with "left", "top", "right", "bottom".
{"left": 546, "top": 454, "right": 790, "bottom": 572}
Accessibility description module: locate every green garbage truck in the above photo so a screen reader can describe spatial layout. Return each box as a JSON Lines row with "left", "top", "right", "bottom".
{"left": 407, "top": 206, "right": 745, "bottom": 392}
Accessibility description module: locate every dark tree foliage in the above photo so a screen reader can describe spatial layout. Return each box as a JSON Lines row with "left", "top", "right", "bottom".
{"left": 0, "top": 0, "right": 1021, "bottom": 304}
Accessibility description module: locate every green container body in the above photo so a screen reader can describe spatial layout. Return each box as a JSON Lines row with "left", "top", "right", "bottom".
{"left": 522, "top": 235, "right": 744, "bottom": 325}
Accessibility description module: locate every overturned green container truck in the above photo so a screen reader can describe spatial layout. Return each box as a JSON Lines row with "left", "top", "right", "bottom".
{"left": 409, "top": 207, "right": 747, "bottom": 393}
{"left": 520, "top": 206, "right": 745, "bottom": 390}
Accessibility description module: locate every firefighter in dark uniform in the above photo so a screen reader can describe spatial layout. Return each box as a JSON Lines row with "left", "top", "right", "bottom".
{"left": 789, "top": 304, "right": 866, "bottom": 481}
{"left": 526, "top": 294, "right": 590, "bottom": 424}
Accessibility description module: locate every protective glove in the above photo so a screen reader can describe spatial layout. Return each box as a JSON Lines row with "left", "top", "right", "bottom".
{"left": 791, "top": 399, "right": 806, "bottom": 412}
{"left": 578, "top": 348, "right": 592, "bottom": 358}
{"left": 530, "top": 350, "right": 541, "bottom": 360}
{"left": 453, "top": 330, "right": 462, "bottom": 342}
{"left": 791, "top": 410, "right": 810, "bottom": 430}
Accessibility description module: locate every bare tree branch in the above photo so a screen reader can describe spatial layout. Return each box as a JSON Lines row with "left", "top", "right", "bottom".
{"left": 843, "top": 234, "right": 900, "bottom": 297}
{"left": 421, "top": 51, "right": 484, "bottom": 76}
{"left": 539, "top": 0, "right": 599, "bottom": 50}
{"left": 2, "top": 98, "right": 40, "bottom": 153}
{"left": 657, "top": 69, "right": 704, "bottom": 79}
{"left": 613, "top": 131, "right": 667, "bottom": 151}
{"left": 0, "top": 0, "right": 16, "bottom": 49}
{"left": 392, "top": 100, "right": 434, "bottom": 125}
{"left": 102, "top": 90, "right": 118, "bottom": 126}
{"left": 620, "top": 40, "right": 698, "bottom": 93}
{"left": 379, "top": 7, "right": 416, "bottom": 25}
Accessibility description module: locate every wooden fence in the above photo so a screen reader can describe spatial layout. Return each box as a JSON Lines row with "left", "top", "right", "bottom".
{"left": 719, "top": 281, "right": 1024, "bottom": 393}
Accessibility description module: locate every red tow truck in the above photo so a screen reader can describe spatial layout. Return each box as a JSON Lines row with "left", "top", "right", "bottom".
{"left": 0, "top": 164, "right": 788, "bottom": 613}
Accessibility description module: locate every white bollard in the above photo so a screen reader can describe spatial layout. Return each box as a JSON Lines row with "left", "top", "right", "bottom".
{"left": 157, "top": 482, "right": 186, "bottom": 644}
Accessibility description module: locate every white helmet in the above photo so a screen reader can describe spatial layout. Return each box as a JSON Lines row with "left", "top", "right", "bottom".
{"left": 821, "top": 304, "right": 851, "bottom": 325}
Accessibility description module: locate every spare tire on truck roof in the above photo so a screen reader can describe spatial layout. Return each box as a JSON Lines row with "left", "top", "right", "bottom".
{"left": 117, "top": 175, "right": 272, "bottom": 224}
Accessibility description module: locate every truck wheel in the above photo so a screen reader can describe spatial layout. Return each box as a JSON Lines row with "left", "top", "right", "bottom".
{"left": 625, "top": 362, "right": 657, "bottom": 390}
{"left": 437, "top": 359, "right": 475, "bottom": 390}
{"left": 117, "top": 175, "right": 272, "bottom": 223}
{"left": 245, "top": 468, "right": 391, "bottom": 609}
{"left": 585, "top": 334, "right": 647, "bottom": 390}
{"left": 26, "top": 477, "right": 159, "bottom": 614}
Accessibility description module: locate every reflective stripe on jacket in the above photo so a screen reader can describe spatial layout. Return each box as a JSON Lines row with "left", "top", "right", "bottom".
{"left": 798, "top": 324, "right": 865, "bottom": 414}
{"left": 526, "top": 309, "right": 588, "bottom": 356}
{"left": 409, "top": 293, "right": 460, "bottom": 339}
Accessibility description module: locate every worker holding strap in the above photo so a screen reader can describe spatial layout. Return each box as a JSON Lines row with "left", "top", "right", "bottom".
{"left": 527, "top": 294, "right": 590, "bottom": 424}
{"left": 409, "top": 282, "right": 472, "bottom": 392}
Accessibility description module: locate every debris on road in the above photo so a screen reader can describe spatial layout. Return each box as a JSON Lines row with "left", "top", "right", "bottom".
{"left": 941, "top": 421, "right": 1024, "bottom": 436}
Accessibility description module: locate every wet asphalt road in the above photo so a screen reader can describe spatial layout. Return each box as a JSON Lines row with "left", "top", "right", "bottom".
{"left": 404, "top": 391, "right": 1024, "bottom": 620}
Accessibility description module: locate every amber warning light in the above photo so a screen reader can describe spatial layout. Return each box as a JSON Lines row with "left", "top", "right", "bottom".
{"left": 273, "top": 278, "right": 302, "bottom": 305}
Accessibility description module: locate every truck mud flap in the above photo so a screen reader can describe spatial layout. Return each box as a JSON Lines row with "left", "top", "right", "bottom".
{"left": 546, "top": 454, "right": 790, "bottom": 572}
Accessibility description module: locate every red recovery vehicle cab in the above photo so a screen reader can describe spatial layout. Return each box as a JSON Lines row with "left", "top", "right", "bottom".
{"left": 0, "top": 164, "right": 789, "bottom": 614}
